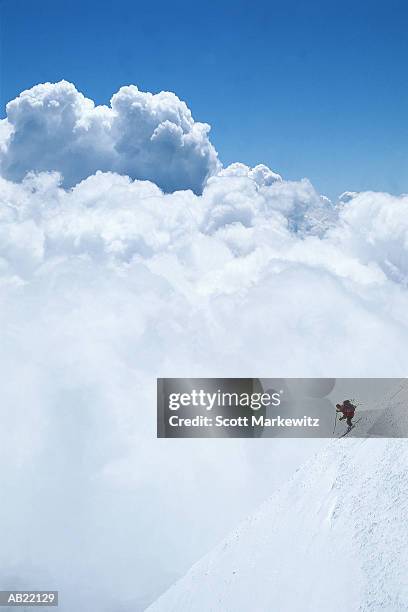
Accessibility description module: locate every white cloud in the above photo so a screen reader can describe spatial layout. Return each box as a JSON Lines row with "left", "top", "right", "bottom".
{"left": 0, "top": 81, "right": 220, "bottom": 193}
{"left": 1, "top": 82, "right": 408, "bottom": 610}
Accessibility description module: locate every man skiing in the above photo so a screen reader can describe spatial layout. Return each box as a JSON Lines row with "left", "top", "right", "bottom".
{"left": 336, "top": 399, "right": 356, "bottom": 429}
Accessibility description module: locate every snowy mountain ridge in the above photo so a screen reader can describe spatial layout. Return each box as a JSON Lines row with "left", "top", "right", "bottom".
{"left": 147, "top": 380, "right": 408, "bottom": 611}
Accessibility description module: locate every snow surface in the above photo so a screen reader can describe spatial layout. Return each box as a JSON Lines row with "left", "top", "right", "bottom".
{"left": 147, "top": 380, "right": 408, "bottom": 611}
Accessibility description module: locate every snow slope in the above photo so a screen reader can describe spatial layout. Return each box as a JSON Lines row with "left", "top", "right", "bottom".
{"left": 340, "top": 378, "right": 408, "bottom": 438}
{"left": 147, "top": 381, "right": 408, "bottom": 612}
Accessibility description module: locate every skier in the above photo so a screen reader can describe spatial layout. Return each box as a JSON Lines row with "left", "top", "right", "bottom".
{"left": 336, "top": 400, "right": 356, "bottom": 430}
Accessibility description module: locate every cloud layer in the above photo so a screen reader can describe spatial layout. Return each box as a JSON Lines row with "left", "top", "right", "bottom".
{"left": 0, "top": 81, "right": 219, "bottom": 193}
{"left": 1, "top": 82, "right": 408, "bottom": 611}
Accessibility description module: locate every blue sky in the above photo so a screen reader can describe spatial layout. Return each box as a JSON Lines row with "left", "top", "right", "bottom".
{"left": 1, "top": 0, "right": 408, "bottom": 199}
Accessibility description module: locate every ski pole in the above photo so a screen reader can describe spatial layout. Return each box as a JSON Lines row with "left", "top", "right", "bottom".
{"left": 332, "top": 411, "right": 338, "bottom": 435}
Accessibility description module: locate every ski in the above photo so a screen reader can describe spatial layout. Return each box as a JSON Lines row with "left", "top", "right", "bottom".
{"left": 338, "top": 417, "right": 362, "bottom": 438}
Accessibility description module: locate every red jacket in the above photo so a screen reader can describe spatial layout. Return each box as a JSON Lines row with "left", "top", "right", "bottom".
{"left": 336, "top": 402, "right": 355, "bottom": 418}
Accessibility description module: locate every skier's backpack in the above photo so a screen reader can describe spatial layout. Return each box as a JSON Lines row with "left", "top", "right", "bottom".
{"left": 344, "top": 399, "right": 356, "bottom": 415}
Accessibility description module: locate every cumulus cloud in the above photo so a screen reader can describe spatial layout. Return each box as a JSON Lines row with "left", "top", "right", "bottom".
{"left": 0, "top": 81, "right": 219, "bottom": 193}
{"left": 1, "top": 81, "right": 408, "bottom": 611}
